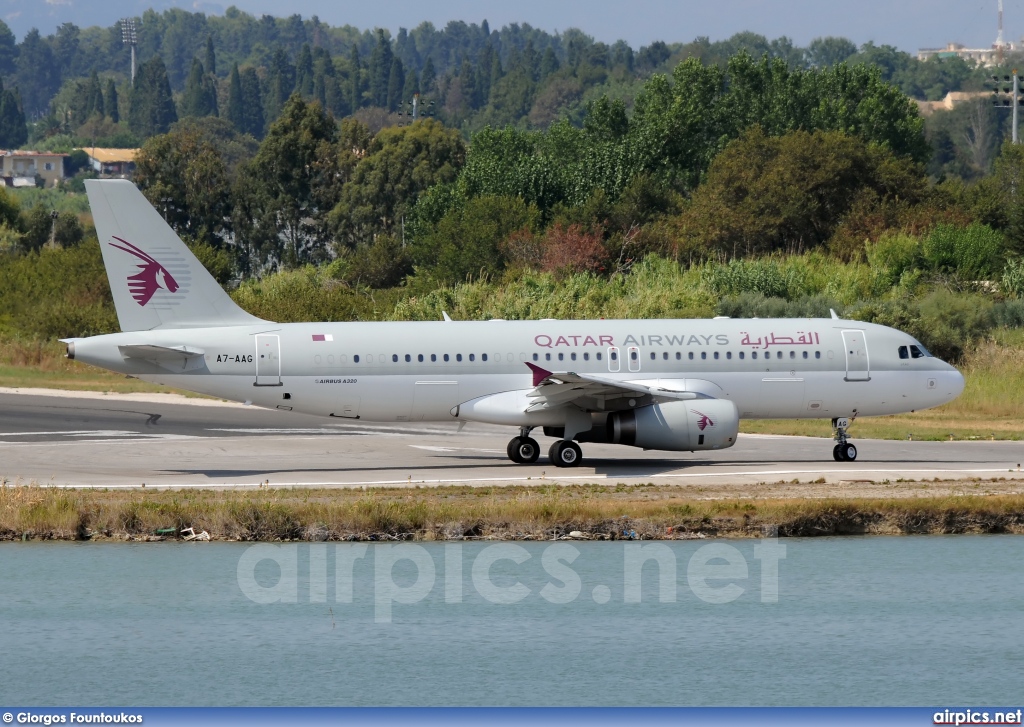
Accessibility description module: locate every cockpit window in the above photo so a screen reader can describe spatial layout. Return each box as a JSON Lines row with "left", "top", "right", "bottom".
{"left": 909, "top": 345, "right": 925, "bottom": 359}
{"left": 898, "top": 346, "right": 909, "bottom": 359}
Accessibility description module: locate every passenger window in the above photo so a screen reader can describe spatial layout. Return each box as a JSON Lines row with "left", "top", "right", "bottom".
{"left": 752, "top": 352, "right": 758, "bottom": 359}
{"left": 714, "top": 351, "right": 719, "bottom": 359}
{"left": 610, "top": 351, "right": 617, "bottom": 360}
{"left": 570, "top": 352, "right": 576, "bottom": 361}
{"left": 417, "top": 354, "right": 423, "bottom": 362}
{"left": 726, "top": 352, "right": 732, "bottom": 360}
{"left": 583, "top": 353, "right": 589, "bottom": 361}
{"left": 354, "top": 355, "right": 360, "bottom": 363}
{"left": 776, "top": 351, "right": 782, "bottom": 359}
{"left": 558, "top": 353, "right": 564, "bottom": 361}
{"left": 688, "top": 352, "right": 694, "bottom": 360}
{"left": 899, "top": 346, "right": 909, "bottom": 359}
{"left": 533, "top": 353, "right": 539, "bottom": 361}
{"left": 802, "top": 351, "right": 808, "bottom": 359}
{"left": 701, "top": 352, "right": 707, "bottom": 360}
{"left": 675, "top": 352, "right": 681, "bottom": 360}
{"left": 909, "top": 345, "right": 924, "bottom": 359}
{"left": 630, "top": 350, "right": 638, "bottom": 361}
{"left": 469, "top": 354, "right": 475, "bottom": 361}
{"left": 650, "top": 352, "right": 656, "bottom": 360}
{"left": 815, "top": 351, "right": 821, "bottom": 359}
{"left": 482, "top": 353, "right": 488, "bottom": 362}
{"left": 739, "top": 352, "right": 745, "bottom": 360}
{"left": 789, "top": 351, "right": 795, "bottom": 359}
{"left": 663, "top": 352, "right": 668, "bottom": 360}
{"left": 545, "top": 353, "right": 551, "bottom": 361}
{"left": 457, "top": 354, "right": 463, "bottom": 362}
{"left": 392, "top": 354, "right": 398, "bottom": 363}
{"left": 444, "top": 354, "right": 450, "bottom": 362}
{"left": 596, "top": 352, "right": 602, "bottom": 361}
{"left": 405, "top": 354, "right": 411, "bottom": 362}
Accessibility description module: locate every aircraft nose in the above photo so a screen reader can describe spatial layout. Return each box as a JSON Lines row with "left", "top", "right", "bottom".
{"left": 945, "top": 365, "right": 965, "bottom": 401}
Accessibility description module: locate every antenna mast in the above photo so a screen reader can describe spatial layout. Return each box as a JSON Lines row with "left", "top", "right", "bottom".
{"left": 998, "top": 0, "right": 1006, "bottom": 65}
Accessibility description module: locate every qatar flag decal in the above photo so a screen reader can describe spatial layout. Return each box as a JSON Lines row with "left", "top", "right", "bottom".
{"left": 312, "top": 334, "right": 334, "bottom": 342}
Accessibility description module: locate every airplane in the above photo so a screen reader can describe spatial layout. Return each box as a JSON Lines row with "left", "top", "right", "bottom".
{"left": 64, "top": 180, "right": 965, "bottom": 467}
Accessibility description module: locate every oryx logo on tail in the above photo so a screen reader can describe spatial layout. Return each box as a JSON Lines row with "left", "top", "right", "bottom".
{"left": 109, "top": 236, "right": 180, "bottom": 306}
{"left": 691, "top": 409, "right": 714, "bottom": 431}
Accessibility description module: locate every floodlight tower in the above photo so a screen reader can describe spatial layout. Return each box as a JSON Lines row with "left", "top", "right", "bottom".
{"left": 997, "top": 0, "right": 1006, "bottom": 65}
{"left": 121, "top": 18, "right": 138, "bottom": 83}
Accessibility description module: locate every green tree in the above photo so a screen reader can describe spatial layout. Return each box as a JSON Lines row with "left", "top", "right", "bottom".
{"left": 330, "top": 118, "right": 467, "bottom": 248}
{"left": 133, "top": 123, "right": 233, "bottom": 246}
{"left": 0, "top": 83, "right": 28, "bottom": 148}
{"left": 204, "top": 35, "right": 217, "bottom": 76}
{"left": 264, "top": 47, "right": 296, "bottom": 126}
{"left": 128, "top": 56, "right": 178, "bottom": 138}
{"left": 369, "top": 30, "right": 394, "bottom": 107}
{"left": 295, "top": 44, "right": 315, "bottom": 97}
{"left": 806, "top": 37, "right": 858, "bottom": 67}
{"left": 676, "top": 126, "right": 927, "bottom": 258}
{"left": 386, "top": 57, "right": 405, "bottom": 110}
{"left": 0, "top": 20, "right": 16, "bottom": 77}
{"left": 179, "top": 57, "right": 218, "bottom": 118}
{"left": 104, "top": 79, "right": 119, "bottom": 123}
{"left": 235, "top": 94, "right": 341, "bottom": 269}
{"left": 239, "top": 67, "right": 265, "bottom": 138}
{"left": 227, "top": 63, "right": 245, "bottom": 132}
{"left": 84, "top": 70, "right": 104, "bottom": 119}
{"left": 14, "top": 28, "right": 59, "bottom": 116}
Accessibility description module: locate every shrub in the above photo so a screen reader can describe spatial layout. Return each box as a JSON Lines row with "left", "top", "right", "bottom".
{"left": 922, "top": 223, "right": 1004, "bottom": 279}
{"left": 1001, "top": 258, "right": 1024, "bottom": 299}
{"left": 540, "top": 223, "right": 608, "bottom": 277}
{"left": 716, "top": 293, "right": 841, "bottom": 319}
{"left": 866, "top": 232, "right": 922, "bottom": 283}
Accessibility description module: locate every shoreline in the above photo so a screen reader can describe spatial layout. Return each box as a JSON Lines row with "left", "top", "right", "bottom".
{"left": 2, "top": 483, "right": 1023, "bottom": 542}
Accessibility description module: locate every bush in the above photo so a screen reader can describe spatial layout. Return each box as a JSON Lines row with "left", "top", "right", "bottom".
{"left": 866, "top": 232, "right": 922, "bottom": 284}
{"left": 716, "top": 293, "right": 841, "bottom": 319}
{"left": 700, "top": 258, "right": 802, "bottom": 299}
{"left": 1001, "top": 258, "right": 1024, "bottom": 299}
{"left": 339, "top": 235, "right": 412, "bottom": 289}
{"left": 922, "top": 223, "right": 1004, "bottom": 279}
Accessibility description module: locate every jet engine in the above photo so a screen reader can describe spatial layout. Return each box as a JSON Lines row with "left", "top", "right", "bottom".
{"left": 607, "top": 399, "right": 739, "bottom": 451}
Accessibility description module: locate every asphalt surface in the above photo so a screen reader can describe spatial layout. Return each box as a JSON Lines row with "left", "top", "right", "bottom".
{"left": 2, "top": 390, "right": 1024, "bottom": 489}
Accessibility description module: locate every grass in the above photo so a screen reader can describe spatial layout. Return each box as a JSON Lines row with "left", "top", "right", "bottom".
{"left": 2, "top": 484, "right": 1023, "bottom": 541}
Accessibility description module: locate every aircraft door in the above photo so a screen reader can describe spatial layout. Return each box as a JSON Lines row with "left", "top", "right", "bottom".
{"left": 608, "top": 347, "right": 620, "bottom": 372}
{"left": 255, "top": 334, "right": 282, "bottom": 386}
{"left": 842, "top": 330, "right": 870, "bottom": 381}
{"left": 628, "top": 346, "right": 641, "bottom": 372}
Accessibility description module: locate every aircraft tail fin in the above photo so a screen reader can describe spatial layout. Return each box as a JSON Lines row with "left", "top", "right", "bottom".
{"left": 85, "top": 179, "right": 266, "bottom": 332}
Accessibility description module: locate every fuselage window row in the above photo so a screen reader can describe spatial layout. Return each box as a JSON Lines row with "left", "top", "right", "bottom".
{"left": 346, "top": 350, "right": 825, "bottom": 366}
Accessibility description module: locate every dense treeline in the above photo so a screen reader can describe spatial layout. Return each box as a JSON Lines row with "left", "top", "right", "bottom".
{"left": 0, "top": 7, "right": 1015, "bottom": 159}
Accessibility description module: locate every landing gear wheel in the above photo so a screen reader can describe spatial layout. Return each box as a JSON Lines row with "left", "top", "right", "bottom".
{"left": 512, "top": 437, "right": 540, "bottom": 464}
{"left": 549, "top": 440, "right": 583, "bottom": 468}
{"left": 833, "top": 444, "right": 843, "bottom": 462}
{"left": 507, "top": 437, "right": 524, "bottom": 463}
{"left": 841, "top": 443, "right": 857, "bottom": 462}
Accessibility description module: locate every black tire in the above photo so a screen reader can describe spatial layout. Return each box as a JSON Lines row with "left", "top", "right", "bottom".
{"left": 517, "top": 437, "right": 540, "bottom": 464}
{"left": 550, "top": 440, "right": 582, "bottom": 467}
{"left": 842, "top": 443, "right": 857, "bottom": 462}
{"left": 507, "top": 437, "right": 524, "bottom": 464}
{"left": 833, "top": 444, "right": 843, "bottom": 462}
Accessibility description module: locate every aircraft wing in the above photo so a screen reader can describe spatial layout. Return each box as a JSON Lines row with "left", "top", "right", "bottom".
{"left": 118, "top": 344, "right": 207, "bottom": 372}
{"left": 523, "top": 362, "right": 705, "bottom": 412}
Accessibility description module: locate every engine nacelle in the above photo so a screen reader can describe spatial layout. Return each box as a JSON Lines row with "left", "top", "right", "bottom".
{"left": 607, "top": 399, "right": 739, "bottom": 452}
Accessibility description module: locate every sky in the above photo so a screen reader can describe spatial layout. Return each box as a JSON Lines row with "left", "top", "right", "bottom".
{"left": 7, "top": 0, "right": 1023, "bottom": 52}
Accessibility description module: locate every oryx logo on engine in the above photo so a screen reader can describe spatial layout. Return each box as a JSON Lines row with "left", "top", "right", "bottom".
{"left": 109, "top": 236, "right": 181, "bottom": 306}
{"left": 692, "top": 410, "right": 715, "bottom": 431}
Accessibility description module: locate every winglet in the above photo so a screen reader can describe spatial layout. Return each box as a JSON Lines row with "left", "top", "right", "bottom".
{"left": 830, "top": 308, "right": 839, "bottom": 320}
{"left": 525, "top": 361, "right": 552, "bottom": 386}
{"left": 442, "top": 311, "right": 453, "bottom": 322}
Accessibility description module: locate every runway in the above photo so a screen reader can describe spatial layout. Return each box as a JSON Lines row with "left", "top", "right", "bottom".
{"left": 2, "top": 389, "right": 1024, "bottom": 490}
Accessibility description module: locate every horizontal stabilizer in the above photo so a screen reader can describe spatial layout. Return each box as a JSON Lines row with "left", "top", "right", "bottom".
{"left": 118, "top": 344, "right": 206, "bottom": 372}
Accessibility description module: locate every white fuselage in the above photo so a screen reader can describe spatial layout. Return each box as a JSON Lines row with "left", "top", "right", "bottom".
{"left": 68, "top": 317, "right": 965, "bottom": 425}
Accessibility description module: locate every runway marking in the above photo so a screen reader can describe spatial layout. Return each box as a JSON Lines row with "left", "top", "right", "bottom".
{"left": 410, "top": 445, "right": 505, "bottom": 453}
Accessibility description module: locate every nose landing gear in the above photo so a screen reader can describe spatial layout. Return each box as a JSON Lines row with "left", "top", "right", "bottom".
{"left": 832, "top": 417, "right": 857, "bottom": 461}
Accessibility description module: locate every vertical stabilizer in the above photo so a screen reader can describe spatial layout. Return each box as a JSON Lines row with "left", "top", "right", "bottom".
{"left": 86, "top": 179, "right": 266, "bottom": 331}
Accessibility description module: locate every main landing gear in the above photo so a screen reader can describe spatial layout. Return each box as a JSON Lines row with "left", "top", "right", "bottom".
{"left": 506, "top": 428, "right": 583, "bottom": 467}
{"left": 832, "top": 417, "right": 858, "bottom": 462}
{"left": 507, "top": 428, "right": 540, "bottom": 464}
